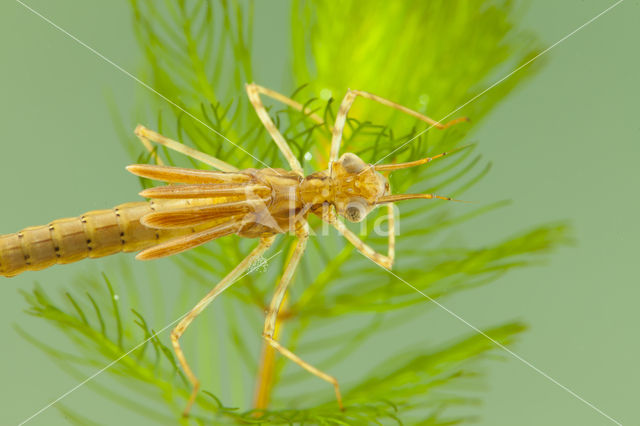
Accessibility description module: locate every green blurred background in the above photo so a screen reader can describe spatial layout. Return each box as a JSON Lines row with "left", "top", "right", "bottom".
{"left": 0, "top": 0, "right": 637, "bottom": 424}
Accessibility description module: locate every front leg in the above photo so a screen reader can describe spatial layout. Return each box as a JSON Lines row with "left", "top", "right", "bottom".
{"left": 324, "top": 205, "right": 395, "bottom": 270}
{"left": 329, "top": 89, "right": 468, "bottom": 164}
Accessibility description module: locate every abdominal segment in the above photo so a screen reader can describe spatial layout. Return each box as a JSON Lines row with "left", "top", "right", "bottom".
{"left": 0, "top": 201, "right": 193, "bottom": 277}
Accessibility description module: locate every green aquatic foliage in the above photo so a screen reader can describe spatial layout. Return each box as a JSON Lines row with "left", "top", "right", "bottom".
{"left": 20, "top": 0, "right": 569, "bottom": 424}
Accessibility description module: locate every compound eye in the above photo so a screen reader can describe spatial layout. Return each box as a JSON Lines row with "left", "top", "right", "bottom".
{"left": 340, "top": 153, "right": 366, "bottom": 174}
{"left": 345, "top": 200, "right": 368, "bottom": 222}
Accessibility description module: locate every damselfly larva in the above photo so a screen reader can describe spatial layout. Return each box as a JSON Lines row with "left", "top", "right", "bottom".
{"left": 0, "top": 83, "right": 468, "bottom": 416}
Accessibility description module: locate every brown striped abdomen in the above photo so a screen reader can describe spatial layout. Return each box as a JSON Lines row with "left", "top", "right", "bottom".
{"left": 0, "top": 201, "right": 193, "bottom": 277}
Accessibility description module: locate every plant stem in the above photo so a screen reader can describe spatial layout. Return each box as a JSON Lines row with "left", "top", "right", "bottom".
{"left": 253, "top": 296, "right": 290, "bottom": 410}
{"left": 252, "top": 326, "right": 278, "bottom": 410}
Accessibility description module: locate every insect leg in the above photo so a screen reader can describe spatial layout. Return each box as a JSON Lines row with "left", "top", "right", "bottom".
{"left": 329, "top": 89, "right": 468, "bottom": 163}
{"left": 246, "top": 84, "right": 325, "bottom": 126}
{"left": 259, "top": 224, "right": 344, "bottom": 410}
{"left": 245, "top": 83, "right": 304, "bottom": 175}
{"left": 171, "top": 236, "right": 275, "bottom": 417}
{"left": 134, "top": 125, "right": 238, "bottom": 172}
{"left": 324, "top": 206, "right": 395, "bottom": 269}
{"left": 133, "top": 125, "right": 164, "bottom": 165}
{"left": 329, "top": 90, "right": 357, "bottom": 164}
{"left": 349, "top": 90, "right": 468, "bottom": 130}
{"left": 385, "top": 203, "right": 396, "bottom": 266}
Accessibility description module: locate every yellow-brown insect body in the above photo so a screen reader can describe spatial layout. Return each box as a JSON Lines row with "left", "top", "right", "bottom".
{"left": 235, "top": 168, "right": 304, "bottom": 238}
{"left": 0, "top": 201, "right": 202, "bottom": 277}
{"left": 0, "top": 153, "right": 391, "bottom": 278}
{"left": 244, "top": 153, "right": 390, "bottom": 235}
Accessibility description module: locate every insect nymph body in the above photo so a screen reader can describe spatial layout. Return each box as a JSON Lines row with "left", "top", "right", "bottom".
{"left": 1, "top": 83, "right": 467, "bottom": 415}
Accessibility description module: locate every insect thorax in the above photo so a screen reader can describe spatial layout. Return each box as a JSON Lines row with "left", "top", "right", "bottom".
{"left": 238, "top": 154, "right": 389, "bottom": 238}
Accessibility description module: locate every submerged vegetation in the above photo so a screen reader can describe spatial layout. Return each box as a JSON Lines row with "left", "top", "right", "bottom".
{"left": 19, "top": 1, "right": 569, "bottom": 424}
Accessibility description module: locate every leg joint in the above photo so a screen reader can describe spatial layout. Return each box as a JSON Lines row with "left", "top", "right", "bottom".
{"left": 170, "top": 329, "right": 180, "bottom": 341}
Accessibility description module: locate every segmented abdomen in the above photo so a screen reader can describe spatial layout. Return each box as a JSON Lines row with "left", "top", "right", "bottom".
{"left": 0, "top": 201, "right": 191, "bottom": 277}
